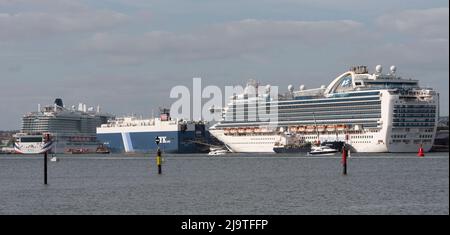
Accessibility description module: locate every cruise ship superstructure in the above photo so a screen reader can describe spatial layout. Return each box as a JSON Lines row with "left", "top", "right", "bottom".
{"left": 96, "top": 109, "right": 210, "bottom": 153}
{"left": 14, "top": 99, "right": 112, "bottom": 154}
{"left": 209, "top": 65, "right": 439, "bottom": 153}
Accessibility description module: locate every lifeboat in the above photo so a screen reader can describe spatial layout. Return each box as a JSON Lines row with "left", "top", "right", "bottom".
{"left": 327, "top": 125, "right": 336, "bottom": 132}
{"left": 317, "top": 125, "right": 326, "bottom": 132}
{"left": 230, "top": 128, "right": 237, "bottom": 134}
{"left": 223, "top": 128, "right": 230, "bottom": 135}
{"left": 289, "top": 126, "right": 298, "bottom": 132}
{"left": 245, "top": 128, "right": 253, "bottom": 134}
{"left": 305, "top": 126, "right": 316, "bottom": 132}
{"left": 254, "top": 128, "right": 261, "bottom": 133}
{"left": 238, "top": 128, "right": 245, "bottom": 134}
{"left": 337, "top": 125, "right": 346, "bottom": 131}
{"left": 261, "top": 128, "right": 270, "bottom": 133}
{"left": 297, "top": 126, "right": 306, "bottom": 132}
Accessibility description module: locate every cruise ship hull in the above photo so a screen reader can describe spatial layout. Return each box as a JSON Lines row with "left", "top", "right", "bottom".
{"left": 210, "top": 129, "right": 434, "bottom": 153}
{"left": 13, "top": 134, "right": 101, "bottom": 154}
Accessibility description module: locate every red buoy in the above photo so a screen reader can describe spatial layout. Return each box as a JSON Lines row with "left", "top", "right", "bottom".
{"left": 418, "top": 144, "right": 425, "bottom": 157}
{"left": 342, "top": 145, "right": 347, "bottom": 175}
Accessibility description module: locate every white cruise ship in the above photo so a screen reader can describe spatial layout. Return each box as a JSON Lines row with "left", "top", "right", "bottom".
{"left": 14, "top": 98, "right": 112, "bottom": 154}
{"left": 209, "top": 65, "right": 439, "bottom": 153}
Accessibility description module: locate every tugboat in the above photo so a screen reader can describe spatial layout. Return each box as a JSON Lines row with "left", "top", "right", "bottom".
{"left": 320, "top": 141, "right": 345, "bottom": 152}
{"left": 273, "top": 131, "right": 311, "bottom": 153}
{"left": 66, "top": 148, "right": 87, "bottom": 154}
{"left": 96, "top": 144, "right": 110, "bottom": 154}
{"left": 273, "top": 142, "right": 312, "bottom": 153}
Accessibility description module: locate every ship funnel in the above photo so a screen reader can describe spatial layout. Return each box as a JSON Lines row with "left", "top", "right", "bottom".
{"left": 54, "top": 98, "right": 64, "bottom": 107}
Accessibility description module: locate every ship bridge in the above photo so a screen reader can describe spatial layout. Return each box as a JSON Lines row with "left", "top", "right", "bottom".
{"left": 324, "top": 65, "right": 420, "bottom": 96}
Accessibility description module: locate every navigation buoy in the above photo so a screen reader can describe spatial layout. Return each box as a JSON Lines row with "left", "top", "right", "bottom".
{"left": 418, "top": 145, "right": 425, "bottom": 157}
{"left": 342, "top": 145, "right": 348, "bottom": 175}
{"left": 156, "top": 147, "right": 162, "bottom": 174}
{"left": 155, "top": 136, "right": 162, "bottom": 174}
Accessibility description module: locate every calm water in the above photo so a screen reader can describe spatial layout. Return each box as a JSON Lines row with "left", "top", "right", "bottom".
{"left": 0, "top": 152, "right": 448, "bottom": 215}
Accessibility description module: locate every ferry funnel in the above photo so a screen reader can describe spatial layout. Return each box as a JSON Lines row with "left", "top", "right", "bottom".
{"left": 54, "top": 98, "right": 64, "bottom": 107}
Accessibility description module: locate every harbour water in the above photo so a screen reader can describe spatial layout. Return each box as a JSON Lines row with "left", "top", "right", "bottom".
{"left": 0, "top": 153, "right": 448, "bottom": 214}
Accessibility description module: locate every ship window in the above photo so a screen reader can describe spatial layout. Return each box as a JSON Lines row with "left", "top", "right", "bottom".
{"left": 20, "top": 137, "right": 43, "bottom": 142}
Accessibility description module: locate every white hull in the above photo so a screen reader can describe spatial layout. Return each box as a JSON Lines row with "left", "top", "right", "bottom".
{"left": 14, "top": 141, "right": 54, "bottom": 154}
{"left": 210, "top": 129, "right": 434, "bottom": 153}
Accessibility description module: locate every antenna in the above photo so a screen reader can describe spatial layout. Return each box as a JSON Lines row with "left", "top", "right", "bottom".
{"left": 288, "top": 85, "right": 294, "bottom": 93}
{"left": 375, "top": 65, "right": 382, "bottom": 74}
{"left": 389, "top": 65, "right": 397, "bottom": 76}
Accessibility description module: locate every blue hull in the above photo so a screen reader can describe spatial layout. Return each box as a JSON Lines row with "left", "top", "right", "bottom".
{"left": 97, "top": 130, "right": 210, "bottom": 153}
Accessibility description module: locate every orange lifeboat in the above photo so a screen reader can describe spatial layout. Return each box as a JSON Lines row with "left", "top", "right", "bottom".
{"left": 224, "top": 128, "right": 230, "bottom": 135}
{"left": 289, "top": 126, "right": 298, "bottom": 132}
{"left": 238, "top": 128, "right": 245, "bottom": 134}
{"left": 297, "top": 126, "right": 306, "bottom": 132}
{"left": 254, "top": 128, "right": 261, "bottom": 133}
{"left": 305, "top": 126, "right": 316, "bottom": 132}
{"left": 245, "top": 128, "right": 253, "bottom": 134}
{"left": 327, "top": 125, "right": 336, "bottom": 132}
{"left": 317, "top": 125, "right": 326, "bottom": 132}
{"left": 337, "top": 125, "right": 346, "bottom": 131}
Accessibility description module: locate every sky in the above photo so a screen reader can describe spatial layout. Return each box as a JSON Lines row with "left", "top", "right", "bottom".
{"left": 0, "top": 0, "right": 448, "bottom": 130}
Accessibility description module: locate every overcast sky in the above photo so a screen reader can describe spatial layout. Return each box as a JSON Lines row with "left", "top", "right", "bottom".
{"left": 0, "top": 0, "right": 448, "bottom": 130}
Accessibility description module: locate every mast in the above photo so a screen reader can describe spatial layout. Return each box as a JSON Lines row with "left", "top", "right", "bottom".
{"left": 313, "top": 112, "right": 320, "bottom": 143}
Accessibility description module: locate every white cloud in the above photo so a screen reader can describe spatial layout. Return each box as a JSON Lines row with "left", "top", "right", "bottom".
{"left": 0, "top": 0, "right": 128, "bottom": 40}
{"left": 376, "top": 7, "right": 449, "bottom": 39}
{"left": 83, "top": 19, "right": 364, "bottom": 62}
{"left": 365, "top": 38, "right": 449, "bottom": 71}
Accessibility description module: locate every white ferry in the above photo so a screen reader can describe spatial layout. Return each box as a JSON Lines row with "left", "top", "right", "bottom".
{"left": 209, "top": 65, "right": 439, "bottom": 153}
